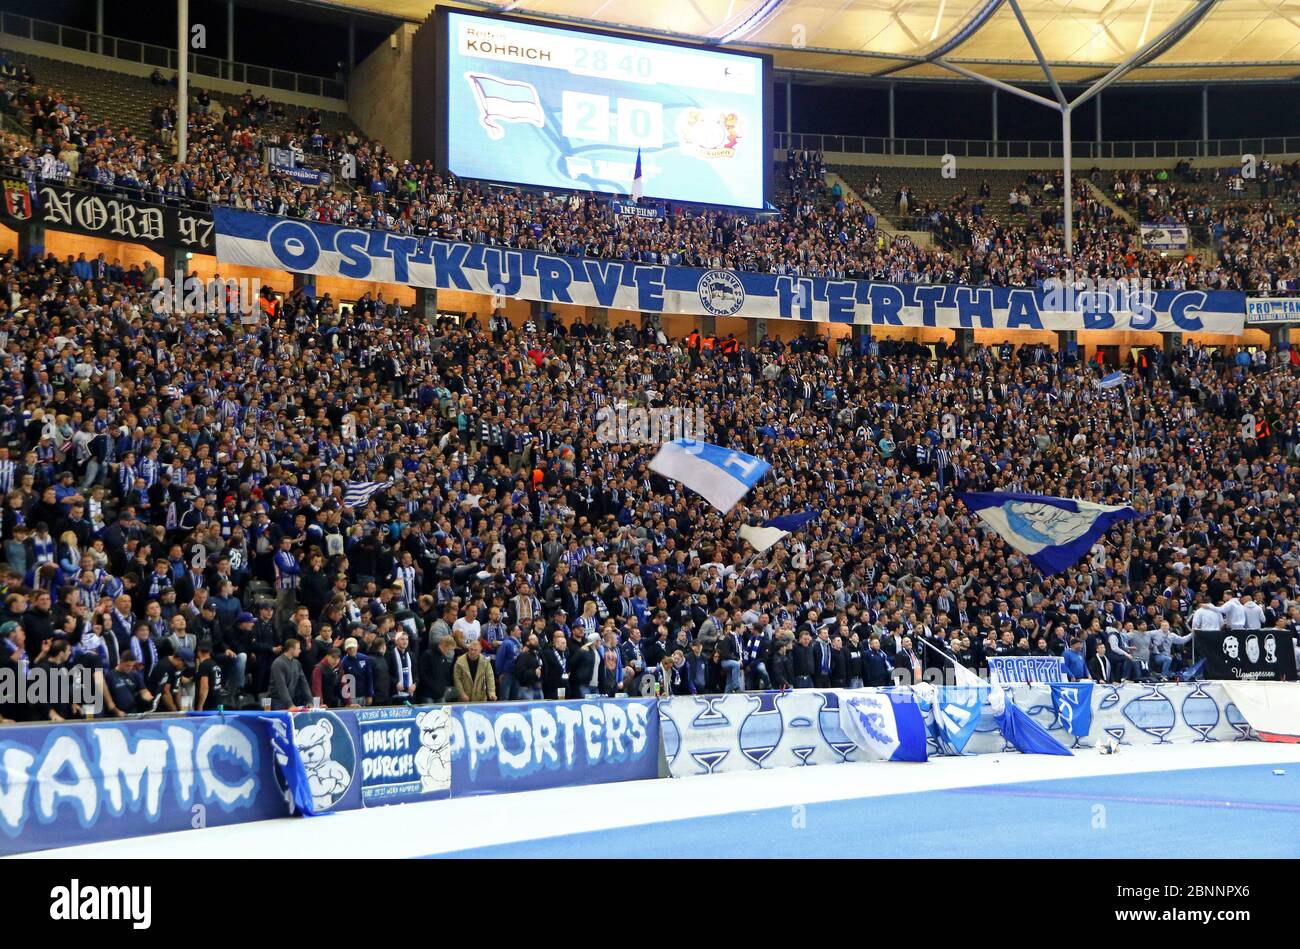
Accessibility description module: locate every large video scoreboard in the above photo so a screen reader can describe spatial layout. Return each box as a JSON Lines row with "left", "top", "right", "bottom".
{"left": 435, "top": 8, "right": 771, "bottom": 209}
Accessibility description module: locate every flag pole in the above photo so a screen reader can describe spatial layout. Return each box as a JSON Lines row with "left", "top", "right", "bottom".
{"left": 1121, "top": 376, "right": 1138, "bottom": 586}
{"left": 1121, "top": 379, "right": 1137, "bottom": 501}
{"left": 916, "top": 634, "right": 967, "bottom": 686}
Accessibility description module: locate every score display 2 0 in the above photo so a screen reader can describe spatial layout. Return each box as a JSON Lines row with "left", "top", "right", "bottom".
{"left": 561, "top": 92, "right": 663, "bottom": 148}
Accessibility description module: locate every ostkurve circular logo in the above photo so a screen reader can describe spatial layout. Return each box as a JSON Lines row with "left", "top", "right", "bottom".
{"left": 698, "top": 270, "right": 746, "bottom": 316}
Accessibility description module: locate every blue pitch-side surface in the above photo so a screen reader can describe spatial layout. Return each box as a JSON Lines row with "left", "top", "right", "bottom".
{"left": 431, "top": 763, "right": 1300, "bottom": 858}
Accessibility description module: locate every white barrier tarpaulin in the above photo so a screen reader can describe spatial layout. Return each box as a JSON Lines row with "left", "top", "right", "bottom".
{"left": 1221, "top": 682, "right": 1300, "bottom": 743}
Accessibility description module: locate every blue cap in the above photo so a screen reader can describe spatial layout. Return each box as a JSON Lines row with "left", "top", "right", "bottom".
{"left": 237, "top": 612, "right": 255, "bottom": 624}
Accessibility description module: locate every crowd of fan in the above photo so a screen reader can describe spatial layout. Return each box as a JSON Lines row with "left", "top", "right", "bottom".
{"left": 0, "top": 234, "right": 1298, "bottom": 721}
{"left": 1110, "top": 160, "right": 1300, "bottom": 225}
{"left": 1105, "top": 162, "right": 1300, "bottom": 295}
{"left": 914, "top": 177, "right": 1220, "bottom": 289}
{"left": 0, "top": 60, "right": 1294, "bottom": 293}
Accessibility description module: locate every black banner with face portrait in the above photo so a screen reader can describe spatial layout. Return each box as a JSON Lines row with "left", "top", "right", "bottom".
{"left": 1196, "top": 628, "right": 1298, "bottom": 680}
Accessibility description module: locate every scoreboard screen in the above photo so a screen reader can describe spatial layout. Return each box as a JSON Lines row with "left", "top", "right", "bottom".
{"left": 437, "top": 8, "right": 771, "bottom": 209}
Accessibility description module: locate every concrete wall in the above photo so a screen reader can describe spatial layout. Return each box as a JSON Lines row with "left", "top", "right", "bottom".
{"left": 347, "top": 24, "right": 417, "bottom": 161}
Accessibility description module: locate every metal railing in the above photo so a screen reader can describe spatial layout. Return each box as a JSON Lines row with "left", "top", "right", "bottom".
{"left": 776, "top": 131, "right": 1300, "bottom": 162}
{"left": 1, "top": 13, "right": 345, "bottom": 101}
{"left": 0, "top": 160, "right": 215, "bottom": 217}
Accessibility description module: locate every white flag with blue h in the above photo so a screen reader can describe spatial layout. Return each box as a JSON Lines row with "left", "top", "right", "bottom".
{"left": 649, "top": 440, "right": 770, "bottom": 514}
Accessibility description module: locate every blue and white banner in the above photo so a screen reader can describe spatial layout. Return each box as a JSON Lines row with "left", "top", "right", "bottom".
{"left": 345, "top": 479, "right": 392, "bottom": 508}
{"left": 0, "top": 714, "right": 292, "bottom": 855}
{"left": 612, "top": 200, "right": 662, "bottom": 221}
{"left": 357, "top": 706, "right": 451, "bottom": 806}
{"left": 959, "top": 491, "right": 1143, "bottom": 576}
{"left": 449, "top": 698, "right": 658, "bottom": 795}
{"left": 1050, "top": 682, "right": 1094, "bottom": 737}
{"left": 1140, "top": 224, "right": 1189, "bottom": 250}
{"left": 278, "top": 709, "right": 363, "bottom": 813}
{"left": 660, "top": 683, "right": 1254, "bottom": 777}
{"left": 214, "top": 208, "right": 1246, "bottom": 334}
{"left": 274, "top": 165, "right": 333, "bottom": 187}
{"left": 931, "top": 684, "right": 985, "bottom": 754}
{"left": 649, "top": 439, "right": 769, "bottom": 513}
{"left": 840, "top": 688, "right": 928, "bottom": 761}
{"left": 988, "top": 655, "right": 1066, "bottom": 685}
{"left": 1245, "top": 297, "right": 1300, "bottom": 325}
{"left": 238, "top": 707, "right": 448, "bottom": 814}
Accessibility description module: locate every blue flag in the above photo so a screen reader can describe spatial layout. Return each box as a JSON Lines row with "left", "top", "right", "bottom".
{"left": 649, "top": 440, "right": 770, "bottom": 513}
{"left": 840, "top": 690, "right": 928, "bottom": 762}
{"left": 259, "top": 712, "right": 320, "bottom": 815}
{"left": 1097, "top": 371, "right": 1126, "bottom": 390}
{"left": 992, "top": 690, "right": 1072, "bottom": 756}
{"left": 958, "top": 491, "right": 1143, "bottom": 576}
{"left": 738, "top": 510, "right": 817, "bottom": 553}
{"left": 932, "top": 685, "right": 986, "bottom": 754}
{"left": 1050, "top": 682, "right": 1094, "bottom": 737}
{"left": 766, "top": 511, "right": 819, "bottom": 532}
{"left": 190, "top": 711, "right": 318, "bottom": 815}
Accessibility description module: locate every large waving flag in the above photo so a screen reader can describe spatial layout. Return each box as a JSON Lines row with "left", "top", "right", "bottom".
{"left": 958, "top": 491, "right": 1142, "bottom": 576}
{"left": 840, "top": 690, "right": 928, "bottom": 762}
{"left": 738, "top": 510, "right": 818, "bottom": 553}
{"left": 465, "top": 73, "right": 545, "bottom": 140}
{"left": 344, "top": 480, "right": 393, "bottom": 508}
{"left": 649, "top": 440, "right": 770, "bottom": 514}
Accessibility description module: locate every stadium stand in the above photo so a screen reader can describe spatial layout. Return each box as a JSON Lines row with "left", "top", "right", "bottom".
{"left": 0, "top": 49, "right": 360, "bottom": 144}
{"left": 0, "top": 11, "right": 1298, "bottom": 731}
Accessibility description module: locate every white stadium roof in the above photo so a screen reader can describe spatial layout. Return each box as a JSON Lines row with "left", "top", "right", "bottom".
{"left": 317, "top": 0, "right": 1300, "bottom": 83}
